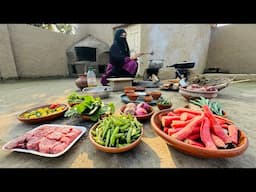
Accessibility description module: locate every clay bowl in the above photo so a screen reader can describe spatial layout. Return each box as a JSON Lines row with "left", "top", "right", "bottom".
{"left": 150, "top": 109, "right": 249, "bottom": 158}
{"left": 179, "top": 87, "right": 218, "bottom": 100}
{"left": 89, "top": 122, "right": 143, "bottom": 153}
{"left": 81, "top": 113, "right": 110, "bottom": 122}
{"left": 144, "top": 95, "right": 153, "bottom": 102}
{"left": 124, "top": 89, "right": 135, "bottom": 95}
{"left": 18, "top": 104, "right": 68, "bottom": 124}
{"left": 156, "top": 103, "right": 173, "bottom": 110}
{"left": 124, "top": 86, "right": 136, "bottom": 91}
{"left": 120, "top": 104, "right": 154, "bottom": 122}
{"left": 150, "top": 91, "right": 162, "bottom": 100}
{"left": 127, "top": 93, "right": 139, "bottom": 101}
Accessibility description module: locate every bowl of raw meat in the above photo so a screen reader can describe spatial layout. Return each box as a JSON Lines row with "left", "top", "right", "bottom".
{"left": 150, "top": 107, "right": 248, "bottom": 158}
{"left": 179, "top": 84, "right": 218, "bottom": 100}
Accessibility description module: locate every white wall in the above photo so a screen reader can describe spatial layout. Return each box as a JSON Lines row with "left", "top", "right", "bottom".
{"left": 140, "top": 24, "right": 211, "bottom": 76}
{"left": 0, "top": 24, "right": 18, "bottom": 79}
{"left": 207, "top": 24, "right": 256, "bottom": 73}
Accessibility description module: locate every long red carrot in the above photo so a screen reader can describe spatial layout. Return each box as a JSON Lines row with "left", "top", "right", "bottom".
{"left": 202, "top": 105, "right": 232, "bottom": 144}
{"left": 213, "top": 115, "right": 234, "bottom": 124}
{"left": 171, "top": 113, "right": 204, "bottom": 141}
{"left": 173, "top": 108, "right": 202, "bottom": 115}
{"left": 200, "top": 117, "right": 217, "bottom": 150}
{"left": 211, "top": 133, "right": 226, "bottom": 148}
{"left": 228, "top": 124, "right": 239, "bottom": 144}
{"left": 171, "top": 119, "right": 192, "bottom": 129}
{"left": 180, "top": 112, "right": 196, "bottom": 121}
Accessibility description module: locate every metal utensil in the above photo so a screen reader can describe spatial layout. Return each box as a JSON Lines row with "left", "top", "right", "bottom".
{"left": 143, "top": 51, "right": 154, "bottom": 55}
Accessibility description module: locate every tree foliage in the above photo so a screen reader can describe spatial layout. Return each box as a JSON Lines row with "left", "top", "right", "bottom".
{"left": 29, "top": 24, "right": 77, "bottom": 34}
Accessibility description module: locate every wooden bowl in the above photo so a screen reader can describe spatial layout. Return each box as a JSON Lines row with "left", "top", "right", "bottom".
{"left": 179, "top": 87, "right": 218, "bottom": 100}
{"left": 157, "top": 103, "right": 173, "bottom": 110}
{"left": 89, "top": 122, "right": 143, "bottom": 153}
{"left": 150, "top": 109, "right": 249, "bottom": 158}
{"left": 18, "top": 104, "right": 68, "bottom": 124}
{"left": 120, "top": 104, "right": 154, "bottom": 122}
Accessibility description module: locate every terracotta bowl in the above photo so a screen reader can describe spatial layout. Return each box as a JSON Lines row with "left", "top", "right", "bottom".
{"left": 81, "top": 113, "right": 110, "bottom": 122}
{"left": 179, "top": 87, "right": 218, "bottom": 100}
{"left": 150, "top": 109, "right": 249, "bottom": 158}
{"left": 157, "top": 103, "right": 173, "bottom": 110}
{"left": 124, "top": 86, "right": 136, "bottom": 90}
{"left": 18, "top": 104, "right": 68, "bottom": 124}
{"left": 150, "top": 91, "right": 162, "bottom": 100}
{"left": 89, "top": 122, "right": 143, "bottom": 153}
{"left": 127, "top": 93, "right": 139, "bottom": 101}
{"left": 120, "top": 104, "right": 154, "bottom": 122}
{"left": 144, "top": 95, "right": 153, "bottom": 102}
{"left": 124, "top": 89, "right": 135, "bottom": 95}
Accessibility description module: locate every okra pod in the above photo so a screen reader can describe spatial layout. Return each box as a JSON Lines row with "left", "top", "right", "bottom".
{"left": 110, "top": 126, "right": 119, "bottom": 147}
{"left": 120, "top": 123, "right": 130, "bottom": 131}
{"left": 126, "top": 127, "right": 133, "bottom": 144}
{"left": 95, "top": 136, "right": 105, "bottom": 145}
{"left": 105, "top": 129, "right": 111, "bottom": 147}
{"left": 102, "top": 121, "right": 110, "bottom": 139}
{"left": 91, "top": 130, "right": 96, "bottom": 136}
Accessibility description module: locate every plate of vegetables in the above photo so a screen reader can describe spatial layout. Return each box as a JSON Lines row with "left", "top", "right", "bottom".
{"left": 89, "top": 114, "right": 143, "bottom": 153}
{"left": 64, "top": 95, "right": 115, "bottom": 122}
{"left": 18, "top": 104, "right": 68, "bottom": 124}
{"left": 150, "top": 106, "right": 248, "bottom": 158}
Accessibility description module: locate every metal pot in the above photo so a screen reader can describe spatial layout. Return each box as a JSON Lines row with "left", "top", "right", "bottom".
{"left": 148, "top": 59, "right": 164, "bottom": 69}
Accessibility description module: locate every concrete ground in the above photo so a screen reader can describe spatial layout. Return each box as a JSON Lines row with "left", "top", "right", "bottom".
{"left": 0, "top": 78, "right": 255, "bottom": 168}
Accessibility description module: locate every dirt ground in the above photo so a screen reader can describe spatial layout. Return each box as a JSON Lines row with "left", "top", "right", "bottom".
{"left": 0, "top": 78, "right": 255, "bottom": 168}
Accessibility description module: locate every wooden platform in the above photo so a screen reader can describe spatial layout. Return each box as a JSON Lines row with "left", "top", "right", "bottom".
{"left": 107, "top": 77, "right": 134, "bottom": 91}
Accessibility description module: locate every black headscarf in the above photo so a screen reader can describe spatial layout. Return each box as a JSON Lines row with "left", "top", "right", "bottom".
{"left": 109, "top": 29, "right": 133, "bottom": 77}
{"left": 113, "top": 29, "right": 130, "bottom": 57}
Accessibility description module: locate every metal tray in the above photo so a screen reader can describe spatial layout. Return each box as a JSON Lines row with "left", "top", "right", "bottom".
{"left": 2, "top": 124, "right": 87, "bottom": 158}
{"left": 82, "top": 86, "right": 112, "bottom": 99}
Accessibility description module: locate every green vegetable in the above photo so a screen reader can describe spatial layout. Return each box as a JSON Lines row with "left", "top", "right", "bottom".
{"left": 157, "top": 97, "right": 171, "bottom": 105}
{"left": 189, "top": 97, "right": 224, "bottom": 116}
{"left": 64, "top": 95, "right": 115, "bottom": 121}
{"left": 110, "top": 127, "right": 119, "bottom": 147}
{"left": 126, "top": 127, "right": 133, "bottom": 144}
{"left": 105, "top": 129, "right": 111, "bottom": 147}
{"left": 93, "top": 114, "right": 143, "bottom": 147}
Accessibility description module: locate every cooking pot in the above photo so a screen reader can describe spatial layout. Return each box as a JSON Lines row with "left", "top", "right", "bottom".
{"left": 148, "top": 59, "right": 164, "bottom": 69}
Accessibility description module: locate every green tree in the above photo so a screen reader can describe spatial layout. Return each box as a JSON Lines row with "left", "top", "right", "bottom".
{"left": 29, "top": 24, "right": 77, "bottom": 34}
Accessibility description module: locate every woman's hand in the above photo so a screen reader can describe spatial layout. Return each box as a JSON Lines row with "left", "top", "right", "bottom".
{"left": 130, "top": 52, "right": 145, "bottom": 60}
